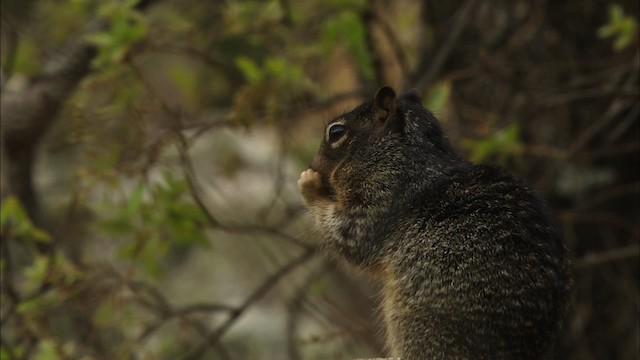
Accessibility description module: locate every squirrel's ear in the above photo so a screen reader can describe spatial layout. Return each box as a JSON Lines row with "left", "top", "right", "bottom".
{"left": 373, "top": 86, "right": 397, "bottom": 123}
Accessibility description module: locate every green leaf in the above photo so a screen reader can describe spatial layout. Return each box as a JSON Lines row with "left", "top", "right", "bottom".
{"left": 99, "top": 175, "right": 210, "bottom": 276}
{"left": 597, "top": 4, "right": 638, "bottom": 51}
{"left": 88, "top": 1, "right": 148, "bottom": 68}
{"left": 1, "top": 349, "right": 10, "bottom": 360}
{"left": 126, "top": 185, "right": 146, "bottom": 216}
{"left": 118, "top": 240, "right": 138, "bottom": 260}
{"left": 169, "top": 64, "right": 200, "bottom": 107}
{"left": 235, "top": 56, "right": 263, "bottom": 83}
{"left": 32, "top": 339, "right": 59, "bottom": 360}
{"left": 140, "top": 236, "right": 167, "bottom": 277}
{"left": 100, "top": 217, "right": 134, "bottom": 237}
{"left": 24, "top": 255, "right": 50, "bottom": 290}
{"left": 425, "top": 81, "right": 451, "bottom": 115}
{"left": 13, "top": 39, "right": 42, "bottom": 76}
{"left": 54, "top": 253, "right": 83, "bottom": 285}
{"left": 168, "top": 202, "right": 206, "bottom": 224}
{"left": 1, "top": 197, "right": 51, "bottom": 243}
{"left": 322, "top": 11, "right": 373, "bottom": 81}
{"left": 265, "top": 57, "right": 288, "bottom": 80}
{"left": 0, "top": 197, "right": 24, "bottom": 227}
{"left": 93, "top": 302, "right": 116, "bottom": 327}
{"left": 326, "top": 0, "right": 366, "bottom": 8}
{"left": 462, "top": 122, "right": 522, "bottom": 164}
{"left": 17, "top": 291, "right": 63, "bottom": 316}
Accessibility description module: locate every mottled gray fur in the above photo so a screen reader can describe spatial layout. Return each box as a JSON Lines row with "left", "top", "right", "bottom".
{"left": 298, "top": 86, "right": 571, "bottom": 359}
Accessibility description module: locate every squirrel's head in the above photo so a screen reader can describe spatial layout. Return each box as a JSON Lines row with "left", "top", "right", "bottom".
{"left": 309, "top": 86, "right": 460, "bottom": 201}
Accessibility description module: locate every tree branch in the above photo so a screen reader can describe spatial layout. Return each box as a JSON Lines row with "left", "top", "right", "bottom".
{"left": 574, "top": 245, "right": 639, "bottom": 269}
{"left": 182, "top": 249, "right": 315, "bottom": 360}
{"left": 408, "top": 0, "right": 479, "bottom": 91}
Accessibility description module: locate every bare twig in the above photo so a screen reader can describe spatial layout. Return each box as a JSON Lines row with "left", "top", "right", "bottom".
{"left": 537, "top": 52, "right": 640, "bottom": 190}
{"left": 561, "top": 209, "right": 639, "bottom": 237}
{"left": 286, "top": 262, "right": 331, "bottom": 360}
{"left": 574, "top": 245, "right": 639, "bottom": 269}
{"left": 362, "top": 1, "right": 385, "bottom": 85}
{"left": 175, "top": 131, "right": 315, "bottom": 250}
{"left": 182, "top": 249, "right": 315, "bottom": 360}
{"left": 574, "top": 182, "right": 640, "bottom": 212}
{"left": 409, "top": 0, "right": 479, "bottom": 91}
{"left": 367, "top": 9, "right": 410, "bottom": 81}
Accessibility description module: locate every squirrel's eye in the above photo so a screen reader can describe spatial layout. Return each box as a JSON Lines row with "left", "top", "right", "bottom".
{"left": 327, "top": 123, "right": 347, "bottom": 143}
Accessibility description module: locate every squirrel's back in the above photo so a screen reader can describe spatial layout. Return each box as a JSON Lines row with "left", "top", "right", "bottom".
{"left": 382, "top": 164, "right": 569, "bottom": 359}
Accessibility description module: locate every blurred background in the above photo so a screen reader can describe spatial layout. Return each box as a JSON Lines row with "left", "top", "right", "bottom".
{"left": 1, "top": 0, "right": 638, "bottom": 359}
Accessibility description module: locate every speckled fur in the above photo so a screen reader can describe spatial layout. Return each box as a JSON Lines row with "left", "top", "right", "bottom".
{"left": 298, "top": 87, "right": 571, "bottom": 359}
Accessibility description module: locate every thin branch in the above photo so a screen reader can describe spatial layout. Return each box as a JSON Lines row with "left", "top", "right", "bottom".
{"left": 605, "top": 100, "right": 640, "bottom": 144}
{"left": 562, "top": 210, "right": 639, "bottom": 236}
{"left": 181, "top": 249, "right": 315, "bottom": 360}
{"left": 286, "top": 263, "right": 331, "bottom": 360}
{"left": 574, "top": 245, "right": 639, "bottom": 269}
{"left": 183, "top": 87, "right": 371, "bottom": 144}
{"left": 362, "top": 1, "right": 385, "bottom": 85}
{"left": 536, "top": 86, "right": 638, "bottom": 106}
{"left": 175, "top": 131, "right": 315, "bottom": 250}
{"left": 537, "top": 52, "right": 640, "bottom": 190}
{"left": 409, "top": 0, "right": 479, "bottom": 91}
{"left": 574, "top": 182, "right": 640, "bottom": 213}
{"left": 129, "top": 56, "right": 316, "bottom": 252}
{"left": 368, "top": 8, "right": 410, "bottom": 81}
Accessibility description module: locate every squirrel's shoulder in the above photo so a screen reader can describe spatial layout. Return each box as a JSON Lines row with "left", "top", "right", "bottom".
{"left": 415, "top": 164, "right": 551, "bottom": 223}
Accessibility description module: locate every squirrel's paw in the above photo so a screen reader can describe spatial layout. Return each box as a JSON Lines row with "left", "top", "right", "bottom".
{"left": 298, "top": 169, "right": 324, "bottom": 205}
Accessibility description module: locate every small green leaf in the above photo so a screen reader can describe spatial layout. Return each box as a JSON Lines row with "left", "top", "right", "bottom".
{"left": 32, "top": 339, "right": 59, "bottom": 360}
{"left": 235, "top": 56, "right": 263, "bottom": 83}
{"left": 100, "top": 217, "right": 133, "bottom": 237}
{"left": 93, "top": 302, "right": 116, "bottom": 327}
{"left": 1, "top": 197, "right": 24, "bottom": 227}
{"left": 88, "top": 1, "right": 148, "bottom": 68}
{"left": 425, "top": 81, "right": 451, "bottom": 115}
{"left": 140, "top": 236, "right": 167, "bottom": 277}
{"left": 24, "top": 255, "right": 50, "bottom": 289}
{"left": 597, "top": 4, "right": 638, "bottom": 51}
{"left": 118, "top": 241, "right": 138, "bottom": 260}
{"left": 126, "top": 185, "right": 146, "bottom": 216}
{"left": 13, "top": 39, "right": 42, "bottom": 76}
{"left": 462, "top": 122, "right": 522, "bottom": 164}
{"left": 17, "top": 291, "right": 62, "bottom": 316}
{"left": 169, "top": 64, "right": 200, "bottom": 107}
{"left": 322, "top": 11, "right": 373, "bottom": 81}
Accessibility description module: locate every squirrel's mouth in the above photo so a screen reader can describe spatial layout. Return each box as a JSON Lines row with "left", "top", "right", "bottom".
{"left": 314, "top": 170, "right": 336, "bottom": 200}
{"left": 309, "top": 165, "right": 336, "bottom": 200}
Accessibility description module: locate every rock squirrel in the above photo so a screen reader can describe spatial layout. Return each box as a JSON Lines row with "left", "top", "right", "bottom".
{"left": 298, "top": 86, "right": 571, "bottom": 359}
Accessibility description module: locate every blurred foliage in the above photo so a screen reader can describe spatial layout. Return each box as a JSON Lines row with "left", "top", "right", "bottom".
{"left": 98, "top": 176, "right": 209, "bottom": 277}
{"left": 87, "top": 0, "right": 148, "bottom": 69}
{"left": 1, "top": 197, "right": 51, "bottom": 245}
{"left": 321, "top": 9, "right": 374, "bottom": 81}
{"left": 424, "top": 80, "right": 451, "bottom": 116}
{"left": 597, "top": 4, "right": 639, "bottom": 51}
{"left": 463, "top": 122, "right": 522, "bottom": 165}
